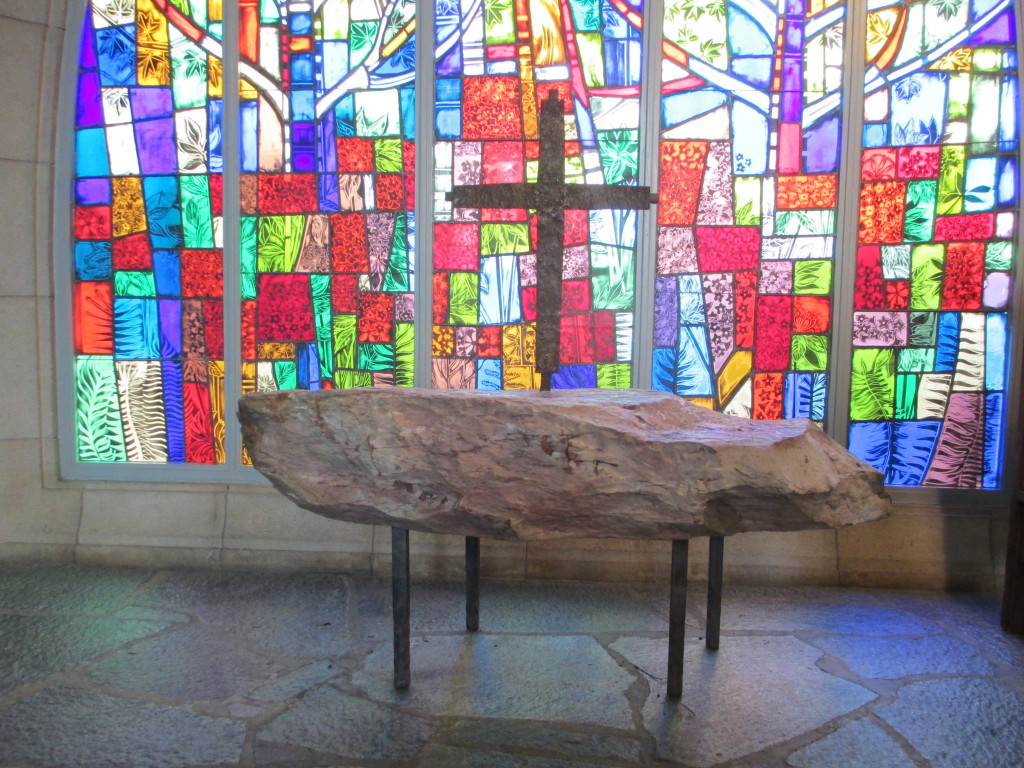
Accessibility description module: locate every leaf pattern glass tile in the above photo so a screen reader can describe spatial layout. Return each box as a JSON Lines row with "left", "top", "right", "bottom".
{"left": 72, "top": 0, "right": 227, "bottom": 463}
{"left": 848, "top": 0, "right": 1018, "bottom": 488}
{"left": 431, "top": 0, "right": 644, "bottom": 390}
{"left": 653, "top": 0, "right": 844, "bottom": 420}
{"left": 240, "top": 0, "right": 416, "bottom": 401}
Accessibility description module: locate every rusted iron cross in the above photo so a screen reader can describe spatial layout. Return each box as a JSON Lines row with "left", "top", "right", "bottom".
{"left": 446, "top": 92, "right": 657, "bottom": 390}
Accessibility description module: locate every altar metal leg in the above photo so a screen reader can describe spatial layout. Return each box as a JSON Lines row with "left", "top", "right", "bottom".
{"left": 706, "top": 535, "right": 724, "bottom": 651}
{"left": 667, "top": 539, "right": 688, "bottom": 699}
{"left": 466, "top": 536, "right": 480, "bottom": 632}
{"left": 391, "top": 527, "right": 411, "bottom": 690}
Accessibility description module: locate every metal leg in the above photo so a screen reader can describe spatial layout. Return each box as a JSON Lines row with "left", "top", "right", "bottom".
{"left": 706, "top": 535, "right": 724, "bottom": 651}
{"left": 466, "top": 536, "right": 480, "bottom": 632}
{"left": 391, "top": 527, "right": 411, "bottom": 690}
{"left": 667, "top": 539, "right": 689, "bottom": 699}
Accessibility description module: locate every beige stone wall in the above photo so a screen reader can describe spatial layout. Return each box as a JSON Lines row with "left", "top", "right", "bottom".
{"left": 0, "top": 2, "right": 1011, "bottom": 591}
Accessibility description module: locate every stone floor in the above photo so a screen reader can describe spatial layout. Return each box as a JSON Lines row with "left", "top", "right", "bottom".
{"left": 0, "top": 565, "right": 1022, "bottom": 768}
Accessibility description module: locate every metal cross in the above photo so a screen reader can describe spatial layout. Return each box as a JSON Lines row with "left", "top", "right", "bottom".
{"left": 446, "top": 92, "right": 657, "bottom": 390}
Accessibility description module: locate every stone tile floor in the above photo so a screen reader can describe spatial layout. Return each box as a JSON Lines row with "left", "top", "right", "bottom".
{"left": 0, "top": 565, "right": 1022, "bottom": 768}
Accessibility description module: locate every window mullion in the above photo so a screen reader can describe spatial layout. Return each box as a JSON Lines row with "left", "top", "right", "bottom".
{"left": 632, "top": 0, "right": 665, "bottom": 391}
{"left": 414, "top": 0, "right": 436, "bottom": 388}
{"left": 826, "top": 2, "right": 869, "bottom": 444}
{"left": 223, "top": 0, "right": 243, "bottom": 469}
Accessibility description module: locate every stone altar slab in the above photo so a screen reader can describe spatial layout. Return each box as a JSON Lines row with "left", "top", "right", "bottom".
{"left": 238, "top": 388, "right": 891, "bottom": 541}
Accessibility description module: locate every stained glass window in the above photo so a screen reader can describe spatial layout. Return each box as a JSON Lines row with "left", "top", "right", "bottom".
{"left": 64, "top": 0, "right": 1021, "bottom": 489}
{"left": 847, "top": 0, "right": 1018, "bottom": 488}
{"left": 654, "top": 0, "right": 845, "bottom": 419}
{"left": 430, "top": 0, "right": 643, "bottom": 390}
{"left": 240, "top": 0, "right": 417, "bottom": 397}
{"left": 72, "top": 0, "right": 227, "bottom": 464}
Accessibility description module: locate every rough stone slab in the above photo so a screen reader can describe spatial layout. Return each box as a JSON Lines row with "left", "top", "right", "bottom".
{"left": 447, "top": 720, "right": 644, "bottom": 763}
{"left": 82, "top": 623, "right": 292, "bottom": 702}
{"left": 875, "top": 678, "right": 1024, "bottom": 768}
{"left": 0, "top": 564, "right": 152, "bottom": 613}
{"left": 811, "top": 634, "right": 993, "bottom": 679}
{"left": 416, "top": 744, "right": 619, "bottom": 767}
{"left": 786, "top": 718, "right": 919, "bottom": 768}
{"left": 0, "top": 614, "right": 171, "bottom": 697}
{"left": 256, "top": 684, "right": 436, "bottom": 762}
{"left": 720, "top": 587, "right": 941, "bottom": 635}
{"left": 610, "top": 635, "right": 876, "bottom": 767}
{"left": 250, "top": 660, "right": 342, "bottom": 702}
{"left": 353, "top": 634, "right": 636, "bottom": 729}
{"left": 0, "top": 685, "right": 244, "bottom": 768}
{"left": 239, "top": 388, "right": 891, "bottom": 541}
{"left": 132, "top": 570, "right": 353, "bottom": 658}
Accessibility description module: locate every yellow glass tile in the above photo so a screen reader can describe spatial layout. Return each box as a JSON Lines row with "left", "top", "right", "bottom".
{"left": 258, "top": 342, "right": 297, "bottom": 359}
{"left": 717, "top": 350, "right": 752, "bottom": 406}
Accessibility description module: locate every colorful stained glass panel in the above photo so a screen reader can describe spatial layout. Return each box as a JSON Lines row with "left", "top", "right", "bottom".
{"left": 72, "top": 0, "right": 227, "bottom": 464}
{"left": 431, "top": 0, "right": 645, "bottom": 390}
{"left": 849, "top": 0, "right": 1019, "bottom": 488}
{"left": 654, "top": 0, "right": 846, "bottom": 420}
{"left": 240, "top": 0, "right": 416, "bottom": 401}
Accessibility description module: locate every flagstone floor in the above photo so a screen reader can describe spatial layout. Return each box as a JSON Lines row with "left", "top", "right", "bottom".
{"left": 0, "top": 564, "right": 1022, "bottom": 768}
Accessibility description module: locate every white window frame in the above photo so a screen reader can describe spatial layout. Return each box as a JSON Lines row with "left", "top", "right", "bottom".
{"left": 53, "top": 0, "right": 1024, "bottom": 508}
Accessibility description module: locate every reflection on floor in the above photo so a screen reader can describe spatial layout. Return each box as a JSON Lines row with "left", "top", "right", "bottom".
{"left": 0, "top": 565, "right": 1022, "bottom": 767}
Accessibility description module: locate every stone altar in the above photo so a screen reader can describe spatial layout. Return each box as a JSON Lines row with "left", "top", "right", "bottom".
{"left": 239, "top": 91, "right": 891, "bottom": 699}
{"left": 239, "top": 387, "right": 891, "bottom": 541}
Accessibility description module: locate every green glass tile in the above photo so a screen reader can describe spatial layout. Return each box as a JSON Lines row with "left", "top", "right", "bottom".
{"left": 374, "top": 139, "right": 403, "bottom": 173}
{"left": 910, "top": 244, "right": 944, "bottom": 310}
{"left": 591, "top": 245, "right": 634, "bottom": 310}
{"left": 947, "top": 73, "right": 970, "bottom": 119}
{"left": 902, "top": 181, "right": 936, "bottom": 243}
{"left": 274, "top": 361, "right": 297, "bottom": 390}
{"left": 568, "top": 0, "right": 602, "bottom": 31}
{"left": 850, "top": 348, "right": 895, "bottom": 421}
{"left": 895, "top": 374, "right": 918, "bottom": 420}
{"left": 596, "top": 363, "right": 631, "bottom": 389}
{"left": 973, "top": 48, "right": 1002, "bottom": 71}
{"left": 793, "top": 260, "right": 832, "bottom": 295}
{"left": 576, "top": 33, "right": 606, "bottom": 88}
{"left": 358, "top": 342, "right": 395, "bottom": 371}
{"left": 484, "top": 0, "right": 516, "bottom": 43}
{"left": 395, "top": 323, "right": 415, "bottom": 387}
{"left": 596, "top": 130, "right": 638, "bottom": 184}
{"left": 334, "top": 370, "right": 373, "bottom": 388}
{"left": 169, "top": 39, "right": 209, "bottom": 111}
{"left": 481, "top": 223, "right": 530, "bottom": 256}
{"left": 937, "top": 145, "right": 967, "bottom": 215}
{"left": 986, "top": 241, "right": 1013, "bottom": 270}
{"left": 180, "top": 175, "right": 214, "bottom": 248}
{"left": 350, "top": 21, "right": 379, "bottom": 67}
{"left": 898, "top": 346, "right": 936, "bottom": 372}
{"left": 114, "top": 271, "right": 157, "bottom": 297}
{"left": 258, "top": 215, "right": 305, "bottom": 272}
{"left": 320, "top": 1, "right": 350, "bottom": 39}
{"left": 449, "top": 272, "right": 479, "bottom": 325}
{"left": 384, "top": 214, "right": 410, "bottom": 292}
{"left": 332, "top": 314, "right": 357, "bottom": 370}
{"left": 74, "top": 355, "right": 127, "bottom": 462}
{"left": 907, "top": 313, "right": 938, "bottom": 348}
{"left": 791, "top": 334, "right": 829, "bottom": 371}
